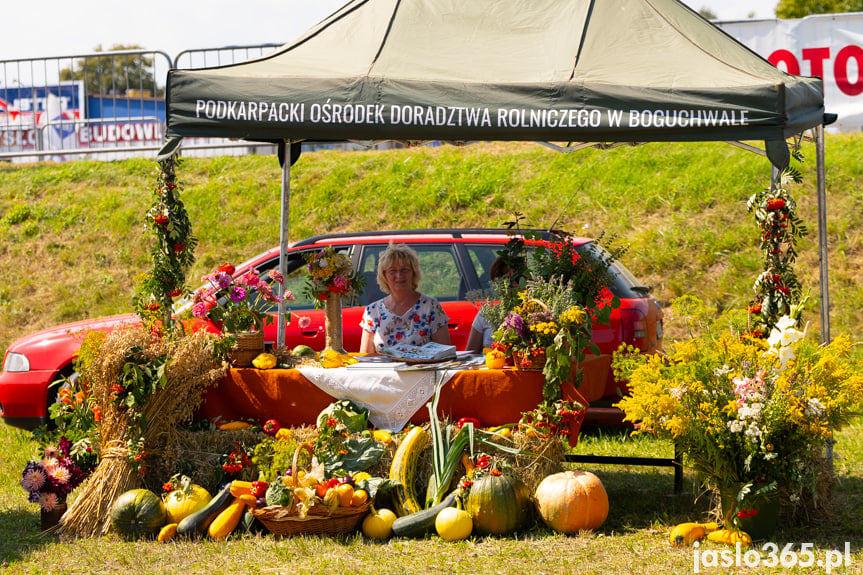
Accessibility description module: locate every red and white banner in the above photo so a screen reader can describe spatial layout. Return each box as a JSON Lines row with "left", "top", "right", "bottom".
{"left": 718, "top": 12, "right": 863, "bottom": 133}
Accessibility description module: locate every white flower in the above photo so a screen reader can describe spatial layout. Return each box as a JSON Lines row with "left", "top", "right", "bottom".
{"left": 670, "top": 386, "right": 686, "bottom": 400}
{"left": 727, "top": 420, "right": 744, "bottom": 433}
{"left": 775, "top": 315, "right": 798, "bottom": 332}
{"left": 745, "top": 422, "right": 762, "bottom": 442}
{"left": 779, "top": 327, "right": 804, "bottom": 347}
{"left": 777, "top": 345, "right": 795, "bottom": 368}
{"left": 714, "top": 365, "right": 732, "bottom": 376}
{"left": 805, "top": 398, "right": 825, "bottom": 418}
{"left": 764, "top": 452, "right": 778, "bottom": 460}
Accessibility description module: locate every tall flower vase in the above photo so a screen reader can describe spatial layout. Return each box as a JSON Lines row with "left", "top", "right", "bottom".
{"left": 720, "top": 489, "right": 779, "bottom": 542}
{"left": 324, "top": 295, "right": 346, "bottom": 354}
{"left": 41, "top": 502, "right": 67, "bottom": 531}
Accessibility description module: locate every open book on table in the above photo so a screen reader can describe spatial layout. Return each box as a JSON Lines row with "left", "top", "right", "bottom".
{"left": 379, "top": 341, "right": 457, "bottom": 362}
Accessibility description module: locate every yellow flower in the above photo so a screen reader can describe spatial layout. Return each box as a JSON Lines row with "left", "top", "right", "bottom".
{"left": 560, "top": 306, "right": 587, "bottom": 326}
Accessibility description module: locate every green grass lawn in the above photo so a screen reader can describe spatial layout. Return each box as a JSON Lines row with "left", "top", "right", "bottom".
{"left": 2, "top": 137, "right": 863, "bottom": 573}
{"left": 3, "top": 419, "right": 862, "bottom": 574}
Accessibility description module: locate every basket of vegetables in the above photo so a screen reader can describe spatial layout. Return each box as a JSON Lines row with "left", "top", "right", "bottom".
{"left": 250, "top": 443, "right": 372, "bottom": 536}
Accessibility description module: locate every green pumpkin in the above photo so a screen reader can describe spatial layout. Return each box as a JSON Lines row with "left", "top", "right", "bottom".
{"left": 110, "top": 488, "right": 167, "bottom": 540}
{"left": 466, "top": 473, "right": 532, "bottom": 535}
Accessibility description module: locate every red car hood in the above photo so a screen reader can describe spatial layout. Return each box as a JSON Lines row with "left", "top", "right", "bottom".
{"left": 5, "top": 313, "right": 141, "bottom": 369}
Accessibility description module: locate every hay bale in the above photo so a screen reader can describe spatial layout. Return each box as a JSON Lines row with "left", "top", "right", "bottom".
{"left": 59, "top": 327, "right": 226, "bottom": 538}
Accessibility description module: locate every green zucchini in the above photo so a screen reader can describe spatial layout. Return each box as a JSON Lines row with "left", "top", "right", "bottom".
{"left": 391, "top": 490, "right": 459, "bottom": 538}
{"left": 176, "top": 483, "right": 233, "bottom": 538}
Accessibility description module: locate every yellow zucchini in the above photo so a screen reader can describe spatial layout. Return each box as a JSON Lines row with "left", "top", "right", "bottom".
{"left": 218, "top": 421, "right": 252, "bottom": 431}
{"left": 707, "top": 528, "right": 752, "bottom": 546}
{"left": 207, "top": 497, "right": 247, "bottom": 540}
{"left": 388, "top": 426, "right": 428, "bottom": 517}
{"left": 229, "top": 480, "right": 254, "bottom": 498}
{"left": 668, "top": 521, "right": 718, "bottom": 546}
{"left": 157, "top": 523, "right": 178, "bottom": 543}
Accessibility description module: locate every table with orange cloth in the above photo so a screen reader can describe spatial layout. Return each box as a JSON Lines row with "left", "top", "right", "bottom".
{"left": 195, "top": 366, "right": 588, "bottom": 442}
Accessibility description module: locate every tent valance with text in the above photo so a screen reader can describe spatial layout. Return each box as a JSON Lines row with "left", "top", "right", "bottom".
{"left": 162, "top": 0, "right": 826, "bottom": 167}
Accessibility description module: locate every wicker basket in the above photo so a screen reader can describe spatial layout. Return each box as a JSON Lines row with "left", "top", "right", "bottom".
{"left": 251, "top": 443, "right": 371, "bottom": 536}
{"left": 226, "top": 310, "right": 265, "bottom": 367}
{"left": 513, "top": 349, "right": 547, "bottom": 371}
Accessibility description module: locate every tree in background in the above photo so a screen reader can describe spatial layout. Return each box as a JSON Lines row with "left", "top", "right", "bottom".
{"left": 776, "top": 0, "right": 863, "bottom": 18}
{"left": 59, "top": 44, "right": 157, "bottom": 96}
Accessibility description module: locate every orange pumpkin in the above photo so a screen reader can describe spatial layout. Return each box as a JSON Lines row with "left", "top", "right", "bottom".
{"left": 534, "top": 470, "right": 609, "bottom": 534}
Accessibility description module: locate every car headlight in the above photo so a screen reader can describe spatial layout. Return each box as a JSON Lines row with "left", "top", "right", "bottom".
{"left": 3, "top": 352, "right": 30, "bottom": 372}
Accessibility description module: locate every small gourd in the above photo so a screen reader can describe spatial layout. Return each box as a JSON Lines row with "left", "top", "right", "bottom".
{"left": 362, "top": 507, "right": 398, "bottom": 540}
{"left": 435, "top": 506, "right": 473, "bottom": 541}
{"left": 252, "top": 353, "right": 277, "bottom": 370}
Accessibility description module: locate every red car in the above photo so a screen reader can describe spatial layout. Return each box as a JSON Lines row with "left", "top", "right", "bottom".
{"left": 0, "top": 228, "right": 663, "bottom": 430}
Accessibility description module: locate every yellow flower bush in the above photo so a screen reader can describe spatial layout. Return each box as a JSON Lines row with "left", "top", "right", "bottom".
{"left": 613, "top": 296, "right": 863, "bottom": 520}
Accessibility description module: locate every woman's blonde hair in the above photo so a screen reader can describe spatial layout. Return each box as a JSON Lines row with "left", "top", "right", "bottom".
{"left": 377, "top": 243, "right": 422, "bottom": 293}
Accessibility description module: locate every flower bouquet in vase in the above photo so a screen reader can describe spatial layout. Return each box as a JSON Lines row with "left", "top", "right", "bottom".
{"left": 301, "top": 247, "right": 365, "bottom": 353}
{"left": 614, "top": 296, "right": 863, "bottom": 538}
{"left": 21, "top": 437, "right": 89, "bottom": 530}
{"left": 191, "top": 263, "right": 290, "bottom": 366}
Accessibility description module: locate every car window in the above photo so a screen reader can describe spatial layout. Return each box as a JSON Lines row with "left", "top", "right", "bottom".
{"left": 465, "top": 244, "right": 504, "bottom": 292}
{"left": 357, "top": 243, "right": 462, "bottom": 304}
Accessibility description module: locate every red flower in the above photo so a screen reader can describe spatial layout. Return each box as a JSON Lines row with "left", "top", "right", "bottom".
{"left": 162, "top": 482, "right": 174, "bottom": 492}
{"left": 153, "top": 215, "right": 168, "bottom": 226}
{"left": 219, "top": 263, "right": 236, "bottom": 275}
{"left": 168, "top": 289, "right": 183, "bottom": 298}
{"left": 489, "top": 469, "right": 503, "bottom": 476}
{"left": 746, "top": 303, "right": 762, "bottom": 314}
{"left": 147, "top": 303, "right": 160, "bottom": 311}
{"left": 765, "top": 198, "right": 786, "bottom": 211}
{"left": 173, "top": 243, "right": 186, "bottom": 253}
{"left": 737, "top": 509, "right": 759, "bottom": 519}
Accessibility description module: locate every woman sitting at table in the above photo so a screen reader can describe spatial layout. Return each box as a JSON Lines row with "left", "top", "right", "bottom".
{"left": 359, "top": 243, "right": 451, "bottom": 354}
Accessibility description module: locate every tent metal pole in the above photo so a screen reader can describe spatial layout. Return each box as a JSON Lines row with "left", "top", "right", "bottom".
{"left": 815, "top": 125, "right": 830, "bottom": 345}
{"left": 277, "top": 140, "right": 291, "bottom": 349}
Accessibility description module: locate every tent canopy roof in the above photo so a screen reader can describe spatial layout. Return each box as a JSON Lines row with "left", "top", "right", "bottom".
{"left": 161, "top": 0, "right": 826, "bottom": 168}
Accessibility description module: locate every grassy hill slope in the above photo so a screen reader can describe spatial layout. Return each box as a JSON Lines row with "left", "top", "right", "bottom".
{"left": 1, "top": 135, "right": 861, "bottom": 355}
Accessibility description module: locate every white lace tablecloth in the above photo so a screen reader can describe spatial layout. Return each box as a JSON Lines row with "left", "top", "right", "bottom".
{"left": 296, "top": 367, "right": 457, "bottom": 431}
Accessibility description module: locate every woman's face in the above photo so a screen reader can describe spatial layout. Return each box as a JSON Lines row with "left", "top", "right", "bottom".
{"left": 385, "top": 261, "right": 414, "bottom": 292}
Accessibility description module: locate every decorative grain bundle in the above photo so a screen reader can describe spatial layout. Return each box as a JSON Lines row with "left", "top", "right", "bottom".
{"left": 59, "top": 327, "right": 226, "bottom": 537}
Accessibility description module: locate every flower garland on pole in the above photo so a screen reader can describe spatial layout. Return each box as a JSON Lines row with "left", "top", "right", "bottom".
{"left": 746, "top": 152, "right": 807, "bottom": 338}
{"left": 133, "top": 156, "right": 197, "bottom": 335}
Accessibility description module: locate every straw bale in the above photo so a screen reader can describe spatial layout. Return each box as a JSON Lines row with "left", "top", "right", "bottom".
{"left": 60, "top": 327, "right": 226, "bottom": 538}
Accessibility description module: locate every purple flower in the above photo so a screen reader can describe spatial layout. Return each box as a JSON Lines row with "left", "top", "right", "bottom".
{"left": 21, "top": 463, "right": 46, "bottom": 493}
{"left": 229, "top": 287, "right": 247, "bottom": 303}
{"left": 504, "top": 312, "right": 527, "bottom": 338}
{"left": 58, "top": 436, "right": 72, "bottom": 458}
{"left": 213, "top": 271, "right": 232, "bottom": 289}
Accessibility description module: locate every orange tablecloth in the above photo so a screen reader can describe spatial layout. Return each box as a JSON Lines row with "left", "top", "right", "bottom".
{"left": 197, "top": 367, "right": 587, "bottom": 440}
